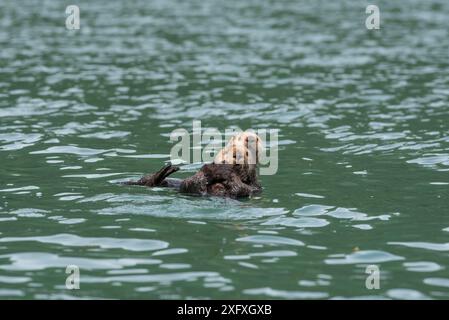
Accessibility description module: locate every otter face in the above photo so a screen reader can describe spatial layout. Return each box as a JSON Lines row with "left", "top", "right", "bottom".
{"left": 213, "top": 132, "right": 264, "bottom": 165}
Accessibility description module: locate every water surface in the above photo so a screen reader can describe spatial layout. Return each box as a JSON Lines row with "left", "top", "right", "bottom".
{"left": 0, "top": 0, "right": 448, "bottom": 299}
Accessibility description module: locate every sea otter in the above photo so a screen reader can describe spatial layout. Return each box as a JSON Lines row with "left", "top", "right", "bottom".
{"left": 125, "top": 132, "right": 263, "bottom": 198}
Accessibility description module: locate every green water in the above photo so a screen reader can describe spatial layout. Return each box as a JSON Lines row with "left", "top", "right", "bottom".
{"left": 1, "top": 0, "right": 448, "bottom": 299}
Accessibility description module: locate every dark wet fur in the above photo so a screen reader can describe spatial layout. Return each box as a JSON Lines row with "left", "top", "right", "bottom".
{"left": 124, "top": 163, "right": 262, "bottom": 198}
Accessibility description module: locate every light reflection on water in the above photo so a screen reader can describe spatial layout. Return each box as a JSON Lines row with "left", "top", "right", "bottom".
{"left": 0, "top": 0, "right": 448, "bottom": 299}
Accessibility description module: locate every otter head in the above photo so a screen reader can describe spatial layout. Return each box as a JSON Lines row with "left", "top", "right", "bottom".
{"left": 213, "top": 132, "right": 264, "bottom": 166}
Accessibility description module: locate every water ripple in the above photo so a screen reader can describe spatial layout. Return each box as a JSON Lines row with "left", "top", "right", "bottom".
{"left": 325, "top": 250, "right": 404, "bottom": 265}
{"left": 0, "top": 234, "right": 168, "bottom": 252}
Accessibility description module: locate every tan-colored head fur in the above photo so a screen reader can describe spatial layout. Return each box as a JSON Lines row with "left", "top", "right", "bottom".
{"left": 214, "top": 132, "right": 264, "bottom": 165}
